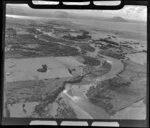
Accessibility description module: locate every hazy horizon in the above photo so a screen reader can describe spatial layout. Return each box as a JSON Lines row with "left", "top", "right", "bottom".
{"left": 6, "top": 4, "right": 147, "bottom": 22}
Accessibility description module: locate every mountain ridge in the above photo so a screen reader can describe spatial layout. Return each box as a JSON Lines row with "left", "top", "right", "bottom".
{"left": 6, "top": 5, "right": 146, "bottom": 23}
{"left": 108, "top": 16, "right": 128, "bottom": 22}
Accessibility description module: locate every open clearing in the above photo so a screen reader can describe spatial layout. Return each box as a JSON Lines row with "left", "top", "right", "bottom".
{"left": 7, "top": 102, "right": 39, "bottom": 117}
{"left": 126, "top": 52, "right": 147, "bottom": 65}
{"left": 111, "top": 100, "right": 146, "bottom": 119}
{"left": 5, "top": 56, "right": 84, "bottom": 82}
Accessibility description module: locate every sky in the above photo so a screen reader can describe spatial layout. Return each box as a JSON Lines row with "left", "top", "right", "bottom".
{"left": 7, "top": 3, "right": 147, "bottom": 21}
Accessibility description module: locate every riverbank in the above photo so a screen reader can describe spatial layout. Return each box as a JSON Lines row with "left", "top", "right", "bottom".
{"left": 85, "top": 57, "right": 146, "bottom": 118}
{"left": 61, "top": 53, "right": 124, "bottom": 119}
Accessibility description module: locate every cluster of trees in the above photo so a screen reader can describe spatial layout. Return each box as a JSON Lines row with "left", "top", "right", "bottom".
{"left": 99, "top": 38, "right": 119, "bottom": 47}
{"left": 55, "top": 97, "right": 77, "bottom": 119}
{"left": 63, "top": 30, "right": 91, "bottom": 40}
{"left": 79, "top": 43, "right": 95, "bottom": 52}
{"left": 7, "top": 32, "right": 81, "bottom": 58}
{"left": 86, "top": 77, "right": 131, "bottom": 114}
{"left": 99, "top": 49, "right": 125, "bottom": 59}
{"left": 34, "top": 81, "right": 66, "bottom": 117}
{"left": 38, "top": 42, "right": 80, "bottom": 56}
{"left": 67, "top": 75, "right": 84, "bottom": 84}
{"left": 87, "top": 76, "right": 131, "bottom": 99}
{"left": 82, "top": 55, "right": 100, "bottom": 66}
{"left": 86, "top": 84, "right": 114, "bottom": 114}
{"left": 16, "top": 34, "right": 38, "bottom": 44}
{"left": 27, "top": 28, "right": 42, "bottom": 35}
{"left": 34, "top": 76, "right": 82, "bottom": 118}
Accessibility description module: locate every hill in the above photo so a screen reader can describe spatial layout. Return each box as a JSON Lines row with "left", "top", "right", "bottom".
{"left": 108, "top": 16, "right": 128, "bottom": 22}
{"left": 53, "top": 11, "right": 70, "bottom": 18}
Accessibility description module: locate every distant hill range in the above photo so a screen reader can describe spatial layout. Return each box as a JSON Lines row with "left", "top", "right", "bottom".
{"left": 6, "top": 5, "right": 146, "bottom": 23}
{"left": 53, "top": 11, "right": 70, "bottom": 18}
{"left": 108, "top": 16, "right": 128, "bottom": 22}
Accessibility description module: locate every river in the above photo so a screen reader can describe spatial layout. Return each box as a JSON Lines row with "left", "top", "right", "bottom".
{"left": 61, "top": 44, "right": 124, "bottom": 119}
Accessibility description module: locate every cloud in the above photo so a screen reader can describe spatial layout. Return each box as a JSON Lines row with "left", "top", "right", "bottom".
{"left": 99, "top": 5, "right": 147, "bottom": 21}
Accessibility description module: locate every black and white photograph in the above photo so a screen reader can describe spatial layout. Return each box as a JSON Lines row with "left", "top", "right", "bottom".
{"left": 3, "top": 1, "right": 147, "bottom": 120}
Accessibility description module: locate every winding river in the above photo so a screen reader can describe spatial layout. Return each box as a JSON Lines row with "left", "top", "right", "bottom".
{"left": 61, "top": 51, "right": 124, "bottom": 119}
